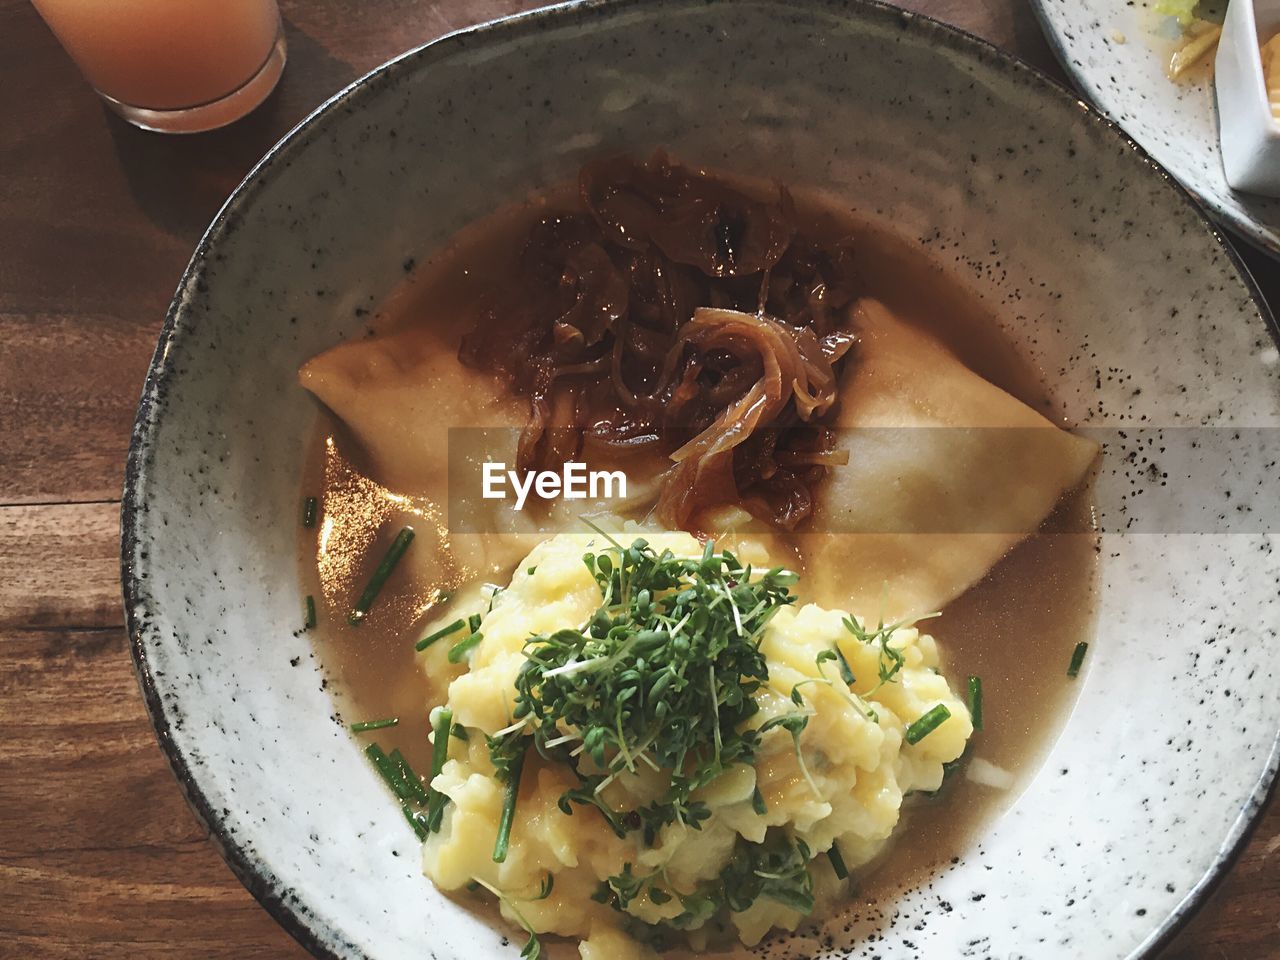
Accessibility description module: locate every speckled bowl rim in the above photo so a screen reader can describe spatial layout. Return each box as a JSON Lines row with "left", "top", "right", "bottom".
{"left": 1027, "top": 0, "right": 1280, "bottom": 259}
{"left": 121, "top": 1, "right": 1280, "bottom": 958}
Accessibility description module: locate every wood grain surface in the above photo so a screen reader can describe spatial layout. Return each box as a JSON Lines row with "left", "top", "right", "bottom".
{"left": 0, "top": 0, "right": 1275, "bottom": 957}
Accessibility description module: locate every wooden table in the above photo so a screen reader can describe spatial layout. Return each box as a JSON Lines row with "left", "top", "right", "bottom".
{"left": 1, "top": 1, "right": 1275, "bottom": 957}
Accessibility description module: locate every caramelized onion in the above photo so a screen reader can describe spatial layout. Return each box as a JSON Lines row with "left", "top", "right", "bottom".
{"left": 581, "top": 152, "right": 795, "bottom": 277}
{"left": 654, "top": 309, "right": 842, "bottom": 528}
{"left": 458, "top": 152, "right": 861, "bottom": 530}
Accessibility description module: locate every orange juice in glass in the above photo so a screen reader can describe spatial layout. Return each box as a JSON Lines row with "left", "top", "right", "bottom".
{"left": 31, "top": 0, "right": 287, "bottom": 133}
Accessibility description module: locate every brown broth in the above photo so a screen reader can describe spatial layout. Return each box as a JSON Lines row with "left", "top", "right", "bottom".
{"left": 298, "top": 178, "right": 1099, "bottom": 911}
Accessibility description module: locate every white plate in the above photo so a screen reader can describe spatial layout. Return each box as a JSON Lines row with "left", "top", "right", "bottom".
{"left": 1033, "top": 0, "right": 1280, "bottom": 255}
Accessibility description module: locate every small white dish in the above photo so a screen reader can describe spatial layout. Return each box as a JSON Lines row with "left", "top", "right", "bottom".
{"left": 1033, "top": 0, "right": 1280, "bottom": 256}
{"left": 1217, "top": 0, "right": 1280, "bottom": 195}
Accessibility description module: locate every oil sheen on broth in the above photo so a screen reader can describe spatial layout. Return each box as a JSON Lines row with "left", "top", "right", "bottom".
{"left": 298, "top": 183, "right": 1098, "bottom": 903}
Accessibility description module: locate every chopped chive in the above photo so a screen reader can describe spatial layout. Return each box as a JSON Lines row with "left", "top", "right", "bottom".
{"left": 828, "top": 843, "right": 849, "bottom": 880}
{"left": 467, "top": 613, "right": 482, "bottom": 633}
{"left": 425, "top": 708, "right": 454, "bottom": 832}
{"left": 904, "top": 704, "right": 951, "bottom": 745}
{"left": 389, "top": 747, "right": 431, "bottom": 806}
{"left": 751, "top": 786, "right": 767, "bottom": 816}
{"left": 302, "top": 495, "right": 318, "bottom": 528}
{"left": 429, "top": 710, "right": 453, "bottom": 775}
{"left": 416, "top": 618, "right": 465, "bottom": 652}
{"left": 365, "top": 743, "right": 413, "bottom": 801}
{"left": 834, "top": 646, "right": 856, "bottom": 686}
{"left": 1067, "top": 642, "right": 1089, "bottom": 678}
{"left": 526, "top": 566, "right": 537, "bottom": 576}
{"left": 348, "top": 526, "right": 415, "bottom": 625}
{"left": 402, "top": 802, "right": 427, "bottom": 840}
{"left": 304, "top": 594, "right": 316, "bottom": 629}
{"left": 967, "top": 676, "right": 983, "bottom": 731}
{"left": 447, "top": 631, "right": 483, "bottom": 664}
{"left": 492, "top": 746, "right": 526, "bottom": 863}
{"left": 533, "top": 873, "right": 554, "bottom": 900}
{"left": 451, "top": 723, "right": 469, "bottom": 741}
{"left": 350, "top": 717, "right": 399, "bottom": 732}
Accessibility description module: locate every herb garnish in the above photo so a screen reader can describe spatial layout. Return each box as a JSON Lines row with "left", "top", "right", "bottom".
{"left": 827, "top": 842, "right": 849, "bottom": 880}
{"left": 721, "top": 832, "right": 815, "bottom": 914}
{"left": 348, "top": 526, "right": 415, "bottom": 625}
{"left": 904, "top": 704, "right": 951, "bottom": 745}
{"left": 448, "top": 616, "right": 486, "bottom": 664}
{"left": 457, "top": 534, "right": 969, "bottom": 941}
{"left": 302, "top": 495, "right": 318, "bottom": 528}
{"left": 833, "top": 645, "right": 856, "bottom": 686}
{"left": 841, "top": 613, "right": 938, "bottom": 697}
{"left": 350, "top": 717, "right": 398, "bottom": 732}
{"left": 604, "top": 863, "right": 646, "bottom": 909}
{"left": 364, "top": 743, "right": 409, "bottom": 798}
{"left": 487, "top": 534, "right": 797, "bottom": 850}
{"left": 492, "top": 745, "right": 526, "bottom": 863}
{"left": 759, "top": 701, "right": 820, "bottom": 798}
{"left": 447, "top": 630, "right": 484, "bottom": 664}
{"left": 590, "top": 831, "right": 815, "bottom": 923}
{"left": 1067, "top": 641, "right": 1088, "bottom": 678}
{"left": 471, "top": 878, "right": 543, "bottom": 960}
{"left": 364, "top": 742, "right": 431, "bottom": 838}
{"left": 967, "top": 676, "right": 983, "bottom": 731}
{"left": 424, "top": 707, "right": 454, "bottom": 832}
{"left": 304, "top": 594, "right": 316, "bottom": 630}
{"left": 416, "top": 618, "right": 465, "bottom": 652}
{"left": 389, "top": 747, "right": 430, "bottom": 805}
{"left": 402, "top": 803, "right": 427, "bottom": 840}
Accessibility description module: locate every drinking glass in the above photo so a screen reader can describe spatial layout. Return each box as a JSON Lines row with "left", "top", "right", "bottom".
{"left": 31, "top": 0, "right": 287, "bottom": 134}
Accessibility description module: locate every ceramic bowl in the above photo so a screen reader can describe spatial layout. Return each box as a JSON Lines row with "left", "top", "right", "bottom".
{"left": 122, "top": 1, "right": 1280, "bottom": 958}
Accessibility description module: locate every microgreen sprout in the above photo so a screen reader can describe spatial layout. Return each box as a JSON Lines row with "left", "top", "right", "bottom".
{"left": 487, "top": 535, "right": 797, "bottom": 849}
